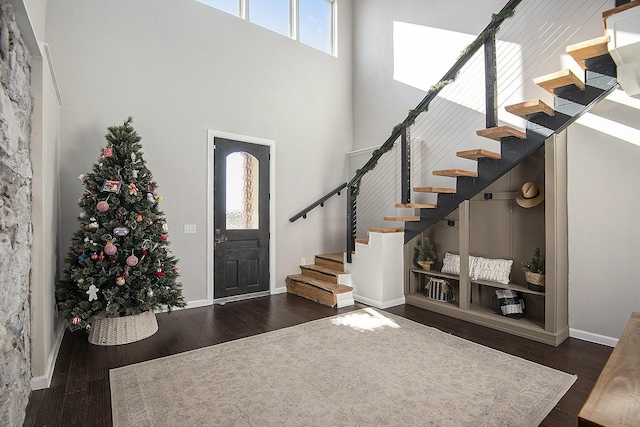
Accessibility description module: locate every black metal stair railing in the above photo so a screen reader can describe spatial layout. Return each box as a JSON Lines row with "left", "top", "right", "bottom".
{"left": 290, "top": 0, "right": 617, "bottom": 263}
{"left": 289, "top": 0, "right": 523, "bottom": 258}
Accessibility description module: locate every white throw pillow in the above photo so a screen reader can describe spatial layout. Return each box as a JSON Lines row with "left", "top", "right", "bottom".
{"left": 472, "top": 257, "right": 513, "bottom": 284}
{"left": 441, "top": 253, "right": 460, "bottom": 275}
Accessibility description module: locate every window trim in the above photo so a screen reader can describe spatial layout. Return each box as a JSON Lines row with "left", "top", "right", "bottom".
{"left": 200, "top": 0, "right": 336, "bottom": 56}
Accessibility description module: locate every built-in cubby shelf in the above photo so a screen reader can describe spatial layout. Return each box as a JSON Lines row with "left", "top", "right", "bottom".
{"left": 403, "top": 136, "right": 569, "bottom": 346}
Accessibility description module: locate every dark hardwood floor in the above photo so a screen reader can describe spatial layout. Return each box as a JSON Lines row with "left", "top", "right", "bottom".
{"left": 24, "top": 294, "right": 612, "bottom": 426}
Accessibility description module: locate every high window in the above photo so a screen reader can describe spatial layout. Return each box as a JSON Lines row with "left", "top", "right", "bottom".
{"left": 196, "top": 0, "right": 336, "bottom": 55}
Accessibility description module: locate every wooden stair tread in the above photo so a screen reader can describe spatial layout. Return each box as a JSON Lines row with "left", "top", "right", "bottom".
{"left": 369, "top": 227, "right": 404, "bottom": 233}
{"left": 432, "top": 169, "right": 478, "bottom": 177}
{"left": 316, "top": 253, "right": 343, "bottom": 263}
{"left": 287, "top": 274, "right": 353, "bottom": 294}
{"left": 533, "top": 69, "right": 585, "bottom": 93}
{"left": 300, "top": 264, "right": 344, "bottom": 278}
{"left": 395, "top": 203, "right": 436, "bottom": 209}
{"left": 456, "top": 149, "right": 501, "bottom": 160}
{"left": 413, "top": 186, "right": 456, "bottom": 194}
{"left": 355, "top": 238, "right": 369, "bottom": 245}
{"left": 384, "top": 216, "right": 420, "bottom": 221}
{"left": 476, "top": 126, "right": 526, "bottom": 141}
{"left": 505, "top": 99, "right": 555, "bottom": 118}
{"left": 567, "top": 35, "right": 610, "bottom": 69}
{"left": 314, "top": 253, "right": 344, "bottom": 272}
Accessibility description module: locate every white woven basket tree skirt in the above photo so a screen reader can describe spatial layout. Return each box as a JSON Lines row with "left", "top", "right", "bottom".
{"left": 88, "top": 310, "right": 158, "bottom": 346}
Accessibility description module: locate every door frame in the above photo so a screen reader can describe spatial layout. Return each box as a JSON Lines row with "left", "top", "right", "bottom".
{"left": 207, "top": 129, "right": 276, "bottom": 304}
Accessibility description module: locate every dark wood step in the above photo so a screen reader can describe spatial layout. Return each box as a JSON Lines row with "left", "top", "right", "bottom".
{"left": 456, "top": 149, "right": 501, "bottom": 160}
{"left": 413, "top": 187, "right": 456, "bottom": 194}
{"left": 384, "top": 216, "right": 420, "bottom": 222}
{"left": 476, "top": 126, "right": 526, "bottom": 140}
{"left": 533, "top": 69, "right": 585, "bottom": 94}
{"left": 300, "top": 264, "right": 343, "bottom": 284}
{"left": 432, "top": 169, "right": 478, "bottom": 178}
{"left": 315, "top": 253, "right": 344, "bottom": 272}
{"left": 505, "top": 99, "right": 555, "bottom": 118}
{"left": 567, "top": 35, "right": 609, "bottom": 70}
{"left": 395, "top": 203, "right": 436, "bottom": 209}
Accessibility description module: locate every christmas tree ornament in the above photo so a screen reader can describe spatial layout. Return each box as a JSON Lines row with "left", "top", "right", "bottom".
{"left": 79, "top": 211, "right": 86, "bottom": 219}
{"left": 115, "top": 276, "right": 126, "bottom": 286}
{"left": 104, "top": 241, "right": 117, "bottom": 255}
{"left": 101, "top": 179, "right": 122, "bottom": 193}
{"left": 89, "top": 221, "right": 99, "bottom": 229}
{"left": 132, "top": 169, "right": 139, "bottom": 178}
{"left": 72, "top": 316, "right": 81, "bottom": 325}
{"left": 154, "top": 268, "right": 165, "bottom": 277}
{"left": 97, "top": 200, "right": 109, "bottom": 212}
{"left": 98, "top": 252, "right": 105, "bottom": 262}
{"left": 113, "top": 226, "right": 129, "bottom": 236}
{"left": 136, "top": 214, "right": 143, "bottom": 222}
{"left": 78, "top": 174, "right": 86, "bottom": 181}
{"left": 111, "top": 260, "right": 116, "bottom": 264}
{"left": 130, "top": 152, "right": 137, "bottom": 162}
{"left": 147, "top": 288, "right": 154, "bottom": 297}
{"left": 78, "top": 253, "right": 89, "bottom": 262}
{"left": 160, "top": 234, "right": 167, "bottom": 242}
{"left": 114, "top": 216, "right": 130, "bottom": 236}
{"left": 86, "top": 284, "right": 99, "bottom": 301}
{"left": 146, "top": 192, "right": 156, "bottom": 203}
{"left": 173, "top": 266, "right": 181, "bottom": 275}
{"left": 103, "top": 147, "right": 113, "bottom": 158}
{"left": 157, "top": 195, "right": 163, "bottom": 202}
{"left": 126, "top": 254, "right": 139, "bottom": 267}
{"left": 129, "top": 183, "right": 138, "bottom": 196}
{"left": 147, "top": 220, "right": 153, "bottom": 227}
{"left": 162, "top": 223, "right": 169, "bottom": 232}
{"left": 90, "top": 252, "right": 98, "bottom": 261}
{"left": 76, "top": 249, "right": 84, "bottom": 255}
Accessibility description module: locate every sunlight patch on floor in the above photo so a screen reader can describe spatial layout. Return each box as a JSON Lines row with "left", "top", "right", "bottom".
{"left": 331, "top": 307, "right": 400, "bottom": 331}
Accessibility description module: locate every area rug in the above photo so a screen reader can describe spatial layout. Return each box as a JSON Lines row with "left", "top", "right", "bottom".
{"left": 110, "top": 308, "right": 576, "bottom": 426}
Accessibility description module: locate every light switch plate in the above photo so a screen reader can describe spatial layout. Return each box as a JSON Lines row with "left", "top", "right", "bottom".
{"left": 184, "top": 224, "right": 196, "bottom": 234}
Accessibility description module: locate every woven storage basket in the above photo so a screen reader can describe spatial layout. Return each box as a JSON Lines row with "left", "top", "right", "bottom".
{"left": 88, "top": 310, "right": 158, "bottom": 346}
{"left": 525, "top": 272, "right": 546, "bottom": 292}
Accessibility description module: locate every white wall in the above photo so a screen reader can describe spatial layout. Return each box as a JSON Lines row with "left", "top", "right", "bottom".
{"left": 45, "top": 0, "right": 353, "bottom": 304}
{"left": 29, "top": 47, "right": 64, "bottom": 389}
{"left": 352, "top": 0, "right": 506, "bottom": 151}
{"left": 567, "top": 90, "right": 640, "bottom": 343}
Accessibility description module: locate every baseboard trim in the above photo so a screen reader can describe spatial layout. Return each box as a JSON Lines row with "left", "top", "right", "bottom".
{"left": 184, "top": 298, "right": 214, "bottom": 309}
{"left": 570, "top": 328, "right": 618, "bottom": 347}
{"left": 271, "top": 286, "right": 287, "bottom": 294}
{"left": 30, "top": 321, "right": 65, "bottom": 390}
{"left": 353, "top": 295, "right": 405, "bottom": 309}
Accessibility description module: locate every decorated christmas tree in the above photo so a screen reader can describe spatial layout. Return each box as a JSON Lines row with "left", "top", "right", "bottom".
{"left": 56, "top": 118, "right": 185, "bottom": 332}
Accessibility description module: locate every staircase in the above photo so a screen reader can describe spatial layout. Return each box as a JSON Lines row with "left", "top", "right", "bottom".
{"left": 398, "top": 35, "right": 618, "bottom": 243}
{"left": 286, "top": 253, "right": 355, "bottom": 308}
{"left": 287, "top": 1, "right": 630, "bottom": 309}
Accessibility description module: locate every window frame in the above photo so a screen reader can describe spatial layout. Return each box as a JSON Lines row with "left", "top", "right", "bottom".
{"left": 198, "top": 0, "right": 336, "bottom": 55}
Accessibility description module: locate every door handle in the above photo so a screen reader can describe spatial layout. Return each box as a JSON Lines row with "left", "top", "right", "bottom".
{"left": 215, "top": 236, "right": 227, "bottom": 245}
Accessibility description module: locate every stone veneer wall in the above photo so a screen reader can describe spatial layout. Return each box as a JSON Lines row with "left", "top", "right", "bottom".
{"left": 0, "top": 0, "right": 33, "bottom": 424}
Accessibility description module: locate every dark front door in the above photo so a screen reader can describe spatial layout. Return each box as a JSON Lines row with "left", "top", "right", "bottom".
{"left": 214, "top": 137, "right": 270, "bottom": 299}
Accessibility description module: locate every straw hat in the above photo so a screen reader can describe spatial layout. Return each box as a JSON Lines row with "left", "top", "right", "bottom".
{"left": 516, "top": 182, "right": 545, "bottom": 208}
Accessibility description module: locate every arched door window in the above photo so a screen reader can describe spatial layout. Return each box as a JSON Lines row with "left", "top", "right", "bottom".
{"left": 226, "top": 151, "right": 259, "bottom": 229}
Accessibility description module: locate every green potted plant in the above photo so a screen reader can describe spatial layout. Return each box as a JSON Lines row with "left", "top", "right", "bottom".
{"left": 522, "top": 246, "right": 545, "bottom": 292}
{"left": 415, "top": 238, "right": 437, "bottom": 270}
